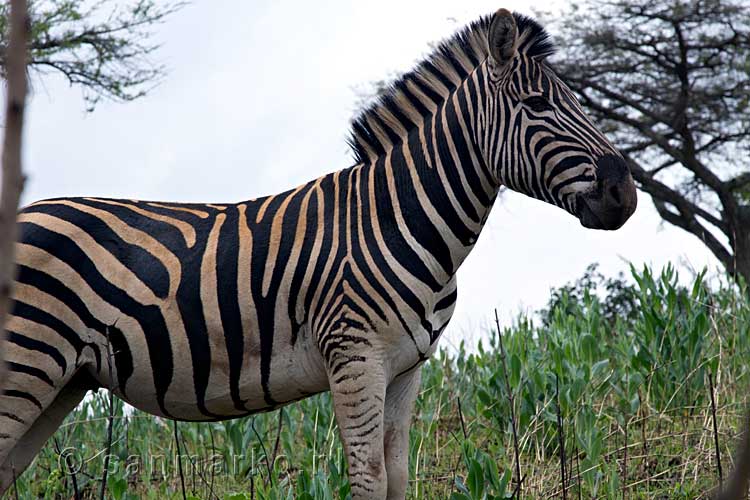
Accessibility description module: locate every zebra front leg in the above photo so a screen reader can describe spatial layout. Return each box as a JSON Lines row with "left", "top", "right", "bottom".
{"left": 383, "top": 367, "right": 420, "bottom": 500}
{"left": 327, "top": 346, "right": 388, "bottom": 499}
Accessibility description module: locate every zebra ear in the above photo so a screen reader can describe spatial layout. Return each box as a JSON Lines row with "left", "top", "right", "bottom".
{"left": 488, "top": 9, "right": 518, "bottom": 69}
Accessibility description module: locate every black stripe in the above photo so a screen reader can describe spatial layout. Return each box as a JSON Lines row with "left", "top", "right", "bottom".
{"left": 435, "top": 288, "right": 458, "bottom": 312}
{"left": 7, "top": 331, "right": 67, "bottom": 373}
{"left": 11, "top": 302, "right": 85, "bottom": 355}
{"left": 81, "top": 198, "right": 207, "bottom": 255}
{"left": 459, "top": 75, "right": 494, "bottom": 183}
{"left": 7, "top": 362, "right": 54, "bottom": 386}
{"left": 0, "top": 411, "right": 25, "bottom": 424}
{"left": 3, "top": 390, "right": 42, "bottom": 410}
{"left": 358, "top": 164, "right": 432, "bottom": 350}
{"left": 216, "top": 207, "right": 246, "bottom": 412}
{"left": 288, "top": 188, "right": 320, "bottom": 345}
{"left": 303, "top": 177, "right": 336, "bottom": 322}
{"left": 309, "top": 172, "right": 350, "bottom": 330}
{"left": 175, "top": 217, "right": 217, "bottom": 418}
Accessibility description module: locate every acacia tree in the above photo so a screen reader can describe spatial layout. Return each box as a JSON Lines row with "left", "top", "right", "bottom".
{"left": 549, "top": 0, "right": 750, "bottom": 284}
{"left": 0, "top": 0, "right": 184, "bottom": 111}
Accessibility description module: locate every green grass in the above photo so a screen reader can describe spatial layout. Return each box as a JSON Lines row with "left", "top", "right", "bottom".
{"left": 13, "top": 265, "right": 750, "bottom": 499}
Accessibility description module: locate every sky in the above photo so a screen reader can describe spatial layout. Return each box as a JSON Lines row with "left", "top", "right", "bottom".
{"left": 18, "top": 0, "right": 720, "bottom": 350}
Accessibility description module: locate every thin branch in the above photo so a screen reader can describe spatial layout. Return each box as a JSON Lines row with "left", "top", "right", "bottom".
{"left": 494, "top": 309, "right": 522, "bottom": 498}
{"left": 11, "top": 464, "right": 18, "bottom": 500}
{"left": 571, "top": 76, "right": 673, "bottom": 128}
{"left": 270, "top": 409, "right": 283, "bottom": 473}
{"left": 2, "top": 1, "right": 186, "bottom": 110}
{"left": 555, "top": 374, "right": 568, "bottom": 500}
{"left": 98, "top": 328, "right": 116, "bottom": 500}
{"left": 651, "top": 198, "right": 735, "bottom": 275}
{"left": 173, "top": 421, "right": 187, "bottom": 500}
{"left": 54, "top": 438, "right": 81, "bottom": 500}
{"left": 208, "top": 426, "right": 218, "bottom": 500}
{"left": 708, "top": 370, "right": 723, "bottom": 488}
{"left": 250, "top": 417, "right": 273, "bottom": 484}
{"left": 456, "top": 396, "right": 468, "bottom": 440}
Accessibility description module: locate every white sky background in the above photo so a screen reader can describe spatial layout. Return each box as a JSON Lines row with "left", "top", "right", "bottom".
{"left": 21, "top": 0, "right": 719, "bottom": 350}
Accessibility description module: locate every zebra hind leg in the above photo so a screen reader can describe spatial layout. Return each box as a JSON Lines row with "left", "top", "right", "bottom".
{"left": 383, "top": 367, "right": 421, "bottom": 500}
{"left": 326, "top": 342, "right": 388, "bottom": 499}
{"left": 0, "top": 369, "right": 94, "bottom": 494}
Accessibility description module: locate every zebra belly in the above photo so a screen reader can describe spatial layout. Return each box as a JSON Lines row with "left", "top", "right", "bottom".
{"left": 110, "top": 321, "right": 330, "bottom": 421}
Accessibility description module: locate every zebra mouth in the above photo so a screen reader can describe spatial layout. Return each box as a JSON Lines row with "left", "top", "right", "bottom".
{"left": 577, "top": 188, "right": 636, "bottom": 231}
{"left": 577, "top": 195, "right": 608, "bottom": 230}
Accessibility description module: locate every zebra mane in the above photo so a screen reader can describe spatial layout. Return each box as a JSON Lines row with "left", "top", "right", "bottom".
{"left": 348, "top": 13, "right": 555, "bottom": 164}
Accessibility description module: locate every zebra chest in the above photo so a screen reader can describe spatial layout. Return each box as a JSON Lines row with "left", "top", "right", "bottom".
{"left": 377, "top": 279, "right": 459, "bottom": 378}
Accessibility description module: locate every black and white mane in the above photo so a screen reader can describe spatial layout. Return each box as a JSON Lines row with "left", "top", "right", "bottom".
{"left": 348, "top": 13, "right": 556, "bottom": 164}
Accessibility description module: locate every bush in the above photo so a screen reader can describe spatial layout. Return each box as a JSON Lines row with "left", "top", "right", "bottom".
{"left": 15, "top": 265, "right": 750, "bottom": 499}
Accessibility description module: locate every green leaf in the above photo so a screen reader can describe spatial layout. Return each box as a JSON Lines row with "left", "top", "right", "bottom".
{"left": 467, "top": 458, "right": 485, "bottom": 498}
{"left": 591, "top": 359, "right": 610, "bottom": 380}
{"left": 630, "top": 394, "right": 641, "bottom": 414}
{"left": 223, "top": 493, "right": 251, "bottom": 500}
{"left": 498, "top": 469, "right": 512, "bottom": 497}
{"left": 454, "top": 475, "right": 471, "bottom": 495}
{"left": 510, "top": 353, "right": 522, "bottom": 388}
{"left": 109, "top": 477, "right": 127, "bottom": 500}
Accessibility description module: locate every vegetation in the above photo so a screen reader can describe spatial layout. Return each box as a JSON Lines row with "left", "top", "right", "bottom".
{"left": 11, "top": 265, "right": 750, "bottom": 499}
{"left": 549, "top": 0, "right": 750, "bottom": 284}
{"left": 539, "top": 263, "right": 641, "bottom": 328}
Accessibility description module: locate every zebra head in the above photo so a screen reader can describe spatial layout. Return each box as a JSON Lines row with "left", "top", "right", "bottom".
{"left": 484, "top": 10, "right": 637, "bottom": 230}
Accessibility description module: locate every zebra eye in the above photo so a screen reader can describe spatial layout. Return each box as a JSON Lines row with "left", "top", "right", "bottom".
{"left": 523, "top": 96, "right": 553, "bottom": 113}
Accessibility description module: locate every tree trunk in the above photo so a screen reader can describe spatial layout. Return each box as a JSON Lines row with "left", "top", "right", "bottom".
{"left": 0, "top": 0, "right": 28, "bottom": 383}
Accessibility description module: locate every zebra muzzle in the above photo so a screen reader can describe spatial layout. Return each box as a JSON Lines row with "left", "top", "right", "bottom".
{"left": 577, "top": 154, "right": 637, "bottom": 230}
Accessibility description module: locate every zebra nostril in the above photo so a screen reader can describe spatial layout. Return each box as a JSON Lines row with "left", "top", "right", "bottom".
{"left": 609, "top": 185, "right": 621, "bottom": 205}
{"left": 596, "top": 154, "right": 629, "bottom": 184}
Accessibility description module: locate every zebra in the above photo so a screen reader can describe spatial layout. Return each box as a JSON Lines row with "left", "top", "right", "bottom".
{"left": 0, "top": 8, "right": 636, "bottom": 499}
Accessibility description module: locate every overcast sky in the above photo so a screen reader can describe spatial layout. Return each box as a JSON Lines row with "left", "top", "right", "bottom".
{"left": 20, "top": 0, "right": 719, "bottom": 349}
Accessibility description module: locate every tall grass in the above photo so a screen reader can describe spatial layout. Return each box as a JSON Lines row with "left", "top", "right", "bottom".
{"left": 13, "top": 265, "right": 750, "bottom": 499}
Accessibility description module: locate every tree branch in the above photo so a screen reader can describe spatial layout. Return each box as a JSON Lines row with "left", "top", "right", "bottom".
{"left": 570, "top": 76, "right": 674, "bottom": 128}
{"left": 651, "top": 199, "right": 734, "bottom": 274}
{"left": 625, "top": 156, "right": 729, "bottom": 233}
{"left": 0, "top": 1, "right": 185, "bottom": 111}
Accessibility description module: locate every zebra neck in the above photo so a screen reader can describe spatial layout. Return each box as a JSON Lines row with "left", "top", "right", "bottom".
{"left": 375, "top": 70, "right": 499, "bottom": 282}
